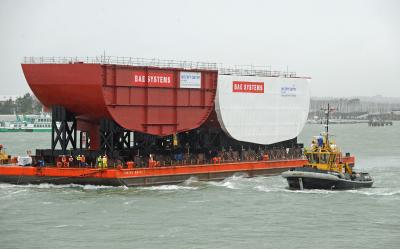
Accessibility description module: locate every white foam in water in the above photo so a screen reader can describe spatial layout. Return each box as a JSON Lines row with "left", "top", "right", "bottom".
{"left": 254, "top": 185, "right": 286, "bottom": 193}
{"left": 54, "top": 224, "right": 69, "bottom": 228}
{"left": 37, "top": 183, "right": 77, "bottom": 189}
{"left": 139, "top": 185, "right": 198, "bottom": 191}
{"left": 34, "top": 183, "right": 123, "bottom": 190}
{"left": 207, "top": 175, "right": 250, "bottom": 189}
{"left": 254, "top": 184, "right": 345, "bottom": 195}
{"left": 188, "top": 200, "right": 208, "bottom": 203}
{"left": 82, "top": 184, "right": 126, "bottom": 190}
{"left": 293, "top": 189, "right": 341, "bottom": 195}
{"left": 0, "top": 189, "right": 28, "bottom": 200}
{"left": 255, "top": 184, "right": 400, "bottom": 196}
{"left": 254, "top": 185, "right": 305, "bottom": 194}
{"left": 208, "top": 180, "right": 235, "bottom": 189}
{"left": 0, "top": 183, "right": 18, "bottom": 189}
{"left": 221, "top": 181, "right": 240, "bottom": 189}
{"left": 209, "top": 175, "right": 283, "bottom": 190}
{"left": 183, "top": 176, "right": 200, "bottom": 186}
{"left": 347, "top": 188, "right": 400, "bottom": 196}
{"left": 0, "top": 183, "right": 126, "bottom": 190}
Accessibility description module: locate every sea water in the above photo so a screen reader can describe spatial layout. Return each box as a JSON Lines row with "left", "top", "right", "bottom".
{"left": 0, "top": 123, "right": 399, "bottom": 249}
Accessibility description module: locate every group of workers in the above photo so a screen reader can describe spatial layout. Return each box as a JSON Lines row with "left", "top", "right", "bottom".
{"left": 58, "top": 154, "right": 108, "bottom": 168}
{"left": 310, "top": 136, "right": 338, "bottom": 150}
{"left": 58, "top": 154, "right": 87, "bottom": 167}
{"left": 96, "top": 155, "right": 108, "bottom": 169}
{"left": 55, "top": 147, "right": 300, "bottom": 169}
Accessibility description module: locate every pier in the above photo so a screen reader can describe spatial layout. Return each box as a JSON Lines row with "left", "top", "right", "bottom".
{"left": 368, "top": 120, "right": 393, "bottom": 127}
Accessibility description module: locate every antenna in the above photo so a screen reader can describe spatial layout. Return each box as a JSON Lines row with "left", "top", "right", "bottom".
{"left": 102, "top": 50, "right": 106, "bottom": 63}
{"left": 326, "top": 103, "right": 330, "bottom": 134}
{"left": 321, "top": 104, "right": 336, "bottom": 144}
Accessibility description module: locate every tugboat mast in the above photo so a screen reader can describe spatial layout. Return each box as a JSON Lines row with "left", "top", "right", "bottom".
{"left": 326, "top": 103, "right": 330, "bottom": 134}
{"left": 322, "top": 103, "right": 335, "bottom": 145}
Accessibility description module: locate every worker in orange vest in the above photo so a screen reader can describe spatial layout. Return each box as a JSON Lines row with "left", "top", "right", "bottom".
{"left": 61, "top": 155, "right": 67, "bottom": 167}
{"left": 149, "top": 154, "right": 159, "bottom": 168}
{"left": 81, "top": 155, "right": 86, "bottom": 167}
{"left": 212, "top": 157, "right": 221, "bottom": 164}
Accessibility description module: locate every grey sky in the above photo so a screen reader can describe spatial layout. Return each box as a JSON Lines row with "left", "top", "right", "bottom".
{"left": 0, "top": 0, "right": 399, "bottom": 97}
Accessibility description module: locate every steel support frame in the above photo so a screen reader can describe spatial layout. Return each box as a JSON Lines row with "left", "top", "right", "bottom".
{"left": 99, "top": 119, "right": 131, "bottom": 156}
{"left": 51, "top": 105, "right": 77, "bottom": 155}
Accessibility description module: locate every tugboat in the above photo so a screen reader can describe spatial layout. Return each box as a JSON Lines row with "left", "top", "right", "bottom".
{"left": 282, "top": 104, "right": 373, "bottom": 190}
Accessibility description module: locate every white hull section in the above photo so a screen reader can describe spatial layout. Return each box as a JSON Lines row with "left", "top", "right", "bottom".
{"left": 215, "top": 75, "right": 310, "bottom": 144}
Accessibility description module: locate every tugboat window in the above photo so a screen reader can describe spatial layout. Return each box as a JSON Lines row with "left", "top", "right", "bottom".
{"left": 313, "top": 154, "right": 319, "bottom": 163}
{"left": 329, "top": 154, "right": 336, "bottom": 163}
{"left": 321, "top": 154, "right": 328, "bottom": 163}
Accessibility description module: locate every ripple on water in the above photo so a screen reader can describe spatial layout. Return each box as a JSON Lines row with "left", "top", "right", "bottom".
{"left": 1, "top": 175, "right": 399, "bottom": 198}
{"left": 0, "top": 182, "right": 127, "bottom": 191}
{"left": 346, "top": 188, "right": 400, "bottom": 196}
{"left": 207, "top": 180, "right": 239, "bottom": 189}
{"left": 138, "top": 185, "right": 198, "bottom": 191}
{"left": 207, "top": 175, "right": 255, "bottom": 190}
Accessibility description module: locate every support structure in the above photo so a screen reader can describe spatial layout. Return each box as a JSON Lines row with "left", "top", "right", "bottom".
{"left": 42, "top": 106, "right": 302, "bottom": 165}
{"left": 99, "top": 119, "right": 132, "bottom": 157}
{"left": 51, "top": 105, "right": 77, "bottom": 155}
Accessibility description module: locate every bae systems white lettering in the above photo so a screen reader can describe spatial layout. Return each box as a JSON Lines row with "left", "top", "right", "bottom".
{"left": 135, "top": 75, "right": 146, "bottom": 82}
{"left": 134, "top": 75, "right": 171, "bottom": 84}
{"left": 243, "top": 84, "right": 263, "bottom": 91}
{"left": 234, "top": 84, "right": 242, "bottom": 91}
{"left": 233, "top": 82, "right": 264, "bottom": 93}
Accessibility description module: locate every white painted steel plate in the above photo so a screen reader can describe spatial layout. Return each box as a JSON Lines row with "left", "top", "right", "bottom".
{"left": 215, "top": 75, "right": 310, "bottom": 144}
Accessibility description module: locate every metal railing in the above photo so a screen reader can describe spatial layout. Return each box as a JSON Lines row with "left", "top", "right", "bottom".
{"left": 23, "top": 56, "right": 298, "bottom": 78}
{"left": 219, "top": 66, "right": 296, "bottom": 78}
{"left": 23, "top": 56, "right": 218, "bottom": 71}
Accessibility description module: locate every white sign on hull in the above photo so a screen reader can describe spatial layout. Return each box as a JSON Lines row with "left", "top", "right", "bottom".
{"left": 180, "top": 72, "right": 201, "bottom": 89}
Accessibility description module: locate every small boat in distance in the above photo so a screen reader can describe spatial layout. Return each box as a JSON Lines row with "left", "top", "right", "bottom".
{"left": 282, "top": 104, "right": 373, "bottom": 190}
{"left": 0, "top": 113, "right": 51, "bottom": 132}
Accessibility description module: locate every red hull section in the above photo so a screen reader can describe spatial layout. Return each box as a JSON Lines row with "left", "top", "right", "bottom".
{"left": 0, "top": 157, "right": 355, "bottom": 187}
{"left": 22, "top": 63, "right": 218, "bottom": 138}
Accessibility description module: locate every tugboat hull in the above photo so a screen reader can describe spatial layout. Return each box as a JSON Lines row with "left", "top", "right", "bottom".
{"left": 282, "top": 171, "right": 373, "bottom": 190}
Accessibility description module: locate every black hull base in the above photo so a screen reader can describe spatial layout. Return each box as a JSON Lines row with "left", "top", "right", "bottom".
{"left": 286, "top": 177, "right": 373, "bottom": 190}
{"left": 0, "top": 168, "right": 286, "bottom": 187}
{"left": 0, "top": 175, "right": 122, "bottom": 186}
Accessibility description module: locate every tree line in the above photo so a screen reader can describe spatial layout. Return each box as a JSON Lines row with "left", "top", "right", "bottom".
{"left": 0, "top": 93, "right": 43, "bottom": 114}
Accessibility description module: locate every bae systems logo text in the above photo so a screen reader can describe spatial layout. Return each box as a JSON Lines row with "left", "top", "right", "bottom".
{"left": 132, "top": 71, "right": 174, "bottom": 87}
{"left": 232, "top": 81, "right": 264, "bottom": 93}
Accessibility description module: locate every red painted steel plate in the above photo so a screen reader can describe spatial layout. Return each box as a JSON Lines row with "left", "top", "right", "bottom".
{"left": 22, "top": 64, "right": 218, "bottom": 136}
